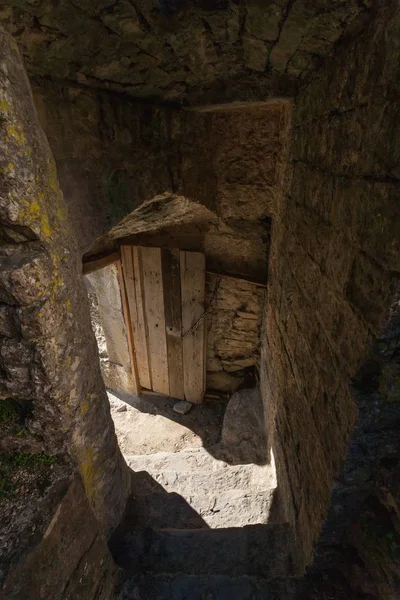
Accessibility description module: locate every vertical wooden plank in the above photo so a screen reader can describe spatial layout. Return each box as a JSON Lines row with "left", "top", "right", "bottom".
{"left": 180, "top": 251, "right": 206, "bottom": 404}
{"left": 131, "top": 247, "right": 152, "bottom": 390}
{"left": 141, "top": 247, "right": 169, "bottom": 396}
{"left": 162, "top": 248, "right": 184, "bottom": 401}
{"left": 117, "top": 259, "right": 140, "bottom": 396}
{"left": 121, "top": 245, "right": 151, "bottom": 390}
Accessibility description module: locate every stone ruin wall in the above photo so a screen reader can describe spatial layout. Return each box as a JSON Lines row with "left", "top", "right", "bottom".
{"left": 33, "top": 80, "right": 289, "bottom": 282}
{"left": 206, "top": 274, "right": 264, "bottom": 394}
{"left": 262, "top": 0, "right": 400, "bottom": 574}
{"left": 1, "top": 2, "right": 399, "bottom": 596}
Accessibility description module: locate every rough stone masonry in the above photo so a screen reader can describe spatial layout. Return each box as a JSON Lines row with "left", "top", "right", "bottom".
{"left": 0, "top": 1, "right": 399, "bottom": 599}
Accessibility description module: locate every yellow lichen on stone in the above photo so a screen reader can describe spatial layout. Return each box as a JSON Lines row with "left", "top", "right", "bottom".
{"left": 49, "top": 252, "right": 65, "bottom": 300}
{"left": 41, "top": 212, "right": 52, "bottom": 238}
{"left": 24, "top": 198, "right": 41, "bottom": 221}
{"left": 48, "top": 160, "right": 60, "bottom": 194}
{"left": 0, "top": 162, "right": 15, "bottom": 178}
{"left": 80, "top": 448, "right": 96, "bottom": 500}
{"left": 20, "top": 192, "right": 54, "bottom": 240}
{"left": 0, "top": 98, "right": 10, "bottom": 113}
{"left": 65, "top": 298, "right": 72, "bottom": 312}
{"left": 6, "top": 122, "right": 26, "bottom": 145}
{"left": 56, "top": 202, "right": 67, "bottom": 224}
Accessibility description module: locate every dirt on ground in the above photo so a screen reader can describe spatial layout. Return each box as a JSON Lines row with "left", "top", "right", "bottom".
{"left": 108, "top": 391, "right": 227, "bottom": 455}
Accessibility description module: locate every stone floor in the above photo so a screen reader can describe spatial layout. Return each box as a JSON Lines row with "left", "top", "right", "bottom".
{"left": 108, "top": 388, "right": 285, "bottom": 599}
{"left": 108, "top": 390, "right": 226, "bottom": 455}
{"left": 108, "top": 388, "right": 277, "bottom": 528}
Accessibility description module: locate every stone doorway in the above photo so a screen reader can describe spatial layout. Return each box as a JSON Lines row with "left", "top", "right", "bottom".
{"left": 84, "top": 245, "right": 266, "bottom": 402}
{"left": 83, "top": 248, "right": 286, "bottom": 597}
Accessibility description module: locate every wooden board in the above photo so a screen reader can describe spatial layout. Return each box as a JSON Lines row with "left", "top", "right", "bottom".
{"left": 83, "top": 251, "right": 120, "bottom": 275}
{"left": 180, "top": 251, "right": 206, "bottom": 404}
{"left": 121, "top": 246, "right": 151, "bottom": 390}
{"left": 141, "top": 247, "right": 169, "bottom": 396}
{"left": 120, "top": 245, "right": 206, "bottom": 402}
{"left": 162, "top": 248, "right": 184, "bottom": 400}
{"left": 116, "top": 260, "right": 140, "bottom": 396}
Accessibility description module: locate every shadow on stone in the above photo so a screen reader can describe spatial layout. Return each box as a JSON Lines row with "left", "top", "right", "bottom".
{"left": 110, "top": 468, "right": 293, "bottom": 579}
{"left": 110, "top": 386, "right": 270, "bottom": 466}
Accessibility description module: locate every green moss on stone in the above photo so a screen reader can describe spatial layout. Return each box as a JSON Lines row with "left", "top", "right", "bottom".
{"left": 0, "top": 399, "right": 20, "bottom": 423}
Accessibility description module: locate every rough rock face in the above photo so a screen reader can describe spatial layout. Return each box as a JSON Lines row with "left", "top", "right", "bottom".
{"left": 0, "top": 26, "right": 127, "bottom": 596}
{"left": 221, "top": 387, "right": 269, "bottom": 465}
{"left": 0, "top": 0, "right": 373, "bottom": 103}
{"left": 206, "top": 274, "right": 264, "bottom": 393}
{"left": 2, "top": 475, "right": 117, "bottom": 600}
{"left": 262, "top": 0, "right": 400, "bottom": 578}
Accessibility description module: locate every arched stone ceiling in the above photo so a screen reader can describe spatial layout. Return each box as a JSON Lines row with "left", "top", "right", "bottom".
{"left": 1, "top": 0, "right": 372, "bottom": 104}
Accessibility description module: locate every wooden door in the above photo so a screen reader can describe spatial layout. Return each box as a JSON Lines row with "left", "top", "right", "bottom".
{"left": 120, "top": 245, "right": 206, "bottom": 403}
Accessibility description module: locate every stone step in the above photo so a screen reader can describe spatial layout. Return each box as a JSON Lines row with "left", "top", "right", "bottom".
{"left": 126, "top": 448, "right": 276, "bottom": 495}
{"left": 126, "top": 447, "right": 277, "bottom": 529}
{"left": 111, "top": 524, "right": 293, "bottom": 579}
{"left": 126, "top": 446, "right": 275, "bottom": 477}
{"left": 131, "top": 488, "right": 275, "bottom": 529}
{"left": 117, "top": 572, "right": 298, "bottom": 600}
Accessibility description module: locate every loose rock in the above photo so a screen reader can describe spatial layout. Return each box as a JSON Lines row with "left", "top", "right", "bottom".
{"left": 173, "top": 400, "right": 192, "bottom": 415}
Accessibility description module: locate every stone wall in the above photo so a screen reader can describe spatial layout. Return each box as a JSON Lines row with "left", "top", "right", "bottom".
{"left": 0, "top": 27, "right": 127, "bottom": 597}
{"left": 0, "top": 1, "right": 372, "bottom": 104}
{"left": 32, "top": 82, "right": 188, "bottom": 254}
{"left": 305, "top": 292, "right": 400, "bottom": 598}
{"left": 82, "top": 102, "right": 291, "bottom": 292}
{"left": 206, "top": 274, "right": 264, "bottom": 394}
{"left": 34, "top": 84, "right": 288, "bottom": 282}
{"left": 262, "top": 0, "right": 400, "bottom": 572}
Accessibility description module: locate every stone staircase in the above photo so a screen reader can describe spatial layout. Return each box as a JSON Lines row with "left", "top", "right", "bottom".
{"left": 125, "top": 447, "right": 277, "bottom": 529}
{"left": 110, "top": 447, "right": 295, "bottom": 599}
{"left": 117, "top": 572, "right": 298, "bottom": 600}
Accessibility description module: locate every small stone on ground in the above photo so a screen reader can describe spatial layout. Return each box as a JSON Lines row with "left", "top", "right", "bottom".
{"left": 173, "top": 400, "right": 192, "bottom": 415}
{"left": 107, "top": 390, "right": 226, "bottom": 454}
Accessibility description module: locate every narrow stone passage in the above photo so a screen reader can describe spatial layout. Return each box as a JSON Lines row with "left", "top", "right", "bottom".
{"left": 107, "top": 389, "right": 290, "bottom": 599}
